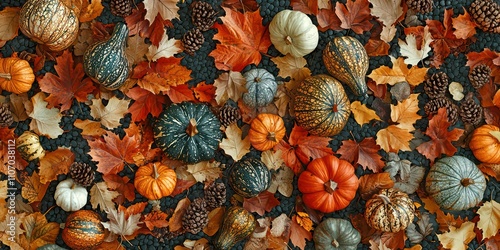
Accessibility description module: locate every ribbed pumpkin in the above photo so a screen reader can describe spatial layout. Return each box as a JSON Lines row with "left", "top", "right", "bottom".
{"left": 248, "top": 113, "right": 285, "bottom": 151}
{"left": 54, "top": 178, "right": 88, "bottom": 212}
{"left": 469, "top": 124, "right": 500, "bottom": 164}
{"left": 16, "top": 131, "right": 45, "bottom": 161}
{"left": 228, "top": 158, "right": 271, "bottom": 198}
{"left": 298, "top": 155, "right": 359, "bottom": 213}
{"left": 134, "top": 162, "right": 177, "bottom": 200}
{"left": 313, "top": 218, "right": 361, "bottom": 250}
{"left": 323, "top": 36, "right": 369, "bottom": 97}
{"left": 364, "top": 188, "right": 415, "bottom": 232}
{"left": 0, "top": 57, "right": 35, "bottom": 94}
{"left": 243, "top": 68, "right": 278, "bottom": 108}
{"left": 19, "top": 0, "right": 79, "bottom": 51}
{"left": 154, "top": 102, "right": 222, "bottom": 164}
{"left": 425, "top": 156, "right": 487, "bottom": 211}
{"left": 212, "top": 206, "right": 255, "bottom": 250}
{"left": 62, "top": 210, "right": 105, "bottom": 250}
{"left": 294, "top": 75, "right": 351, "bottom": 137}
{"left": 83, "top": 22, "right": 130, "bottom": 90}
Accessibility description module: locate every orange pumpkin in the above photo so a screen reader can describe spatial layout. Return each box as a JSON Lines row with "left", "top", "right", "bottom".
{"left": 469, "top": 124, "right": 500, "bottom": 164}
{"left": 134, "top": 162, "right": 177, "bottom": 200}
{"left": 298, "top": 155, "right": 359, "bottom": 213}
{"left": 248, "top": 113, "right": 286, "bottom": 151}
{"left": 0, "top": 57, "right": 35, "bottom": 94}
{"left": 62, "top": 210, "right": 105, "bottom": 250}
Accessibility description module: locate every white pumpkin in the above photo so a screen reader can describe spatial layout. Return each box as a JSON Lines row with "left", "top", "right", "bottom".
{"left": 54, "top": 178, "right": 88, "bottom": 212}
{"left": 269, "top": 10, "right": 319, "bottom": 58}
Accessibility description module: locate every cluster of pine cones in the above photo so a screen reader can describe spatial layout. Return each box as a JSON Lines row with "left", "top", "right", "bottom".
{"left": 182, "top": 1, "right": 218, "bottom": 55}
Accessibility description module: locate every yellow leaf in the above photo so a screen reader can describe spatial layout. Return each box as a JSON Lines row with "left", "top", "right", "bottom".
{"left": 271, "top": 54, "right": 311, "bottom": 83}
{"left": 477, "top": 200, "right": 500, "bottom": 240}
{"left": 368, "top": 57, "right": 428, "bottom": 86}
{"left": 405, "top": 65, "right": 428, "bottom": 86}
{"left": 73, "top": 119, "right": 107, "bottom": 137}
{"left": 390, "top": 94, "right": 421, "bottom": 131}
{"left": 79, "top": 0, "right": 104, "bottom": 22}
{"left": 437, "top": 221, "right": 475, "bottom": 250}
{"left": 214, "top": 71, "right": 246, "bottom": 105}
{"left": 220, "top": 123, "right": 251, "bottom": 161}
{"left": 351, "top": 101, "right": 381, "bottom": 125}
{"left": 367, "top": 65, "right": 406, "bottom": 85}
{"left": 186, "top": 161, "right": 222, "bottom": 183}
{"left": 376, "top": 125, "right": 413, "bottom": 152}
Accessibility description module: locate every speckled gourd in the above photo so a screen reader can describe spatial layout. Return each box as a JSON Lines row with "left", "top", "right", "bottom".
{"left": 212, "top": 206, "right": 255, "bottom": 250}
{"left": 16, "top": 131, "right": 45, "bottom": 161}
{"left": 364, "top": 188, "right": 415, "bottom": 232}
{"left": 228, "top": 158, "right": 271, "bottom": 198}
{"left": 83, "top": 22, "right": 130, "bottom": 90}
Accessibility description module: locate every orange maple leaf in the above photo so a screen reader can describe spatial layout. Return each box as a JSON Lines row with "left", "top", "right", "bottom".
{"left": 466, "top": 48, "right": 500, "bottom": 83}
{"left": 452, "top": 8, "right": 477, "bottom": 40}
{"left": 364, "top": 38, "right": 390, "bottom": 56}
{"left": 165, "top": 84, "right": 196, "bottom": 103}
{"left": 143, "top": 210, "right": 169, "bottom": 231}
{"left": 39, "top": 148, "right": 74, "bottom": 184}
{"left": 193, "top": 82, "right": 216, "bottom": 103}
{"left": 290, "top": 215, "right": 313, "bottom": 250}
{"left": 417, "top": 108, "right": 464, "bottom": 163}
{"left": 39, "top": 50, "right": 95, "bottom": 111}
{"left": 102, "top": 174, "right": 136, "bottom": 204}
{"left": 132, "top": 57, "right": 192, "bottom": 94}
{"left": 209, "top": 7, "right": 271, "bottom": 71}
{"left": 126, "top": 86, "right": 167, "bottom": 122}
{"left": 337, "top": 137, "right": 385, "bottom": 173}
{"left": 335, "top": 0, "right": 373, "bottom": 34}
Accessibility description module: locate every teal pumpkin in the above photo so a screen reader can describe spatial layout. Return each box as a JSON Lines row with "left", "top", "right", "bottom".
{"left": 425, "top": 156, "right": 487, "bottom": 211}
{"left": 228, "top": 158, "right": 271, "bottom": 198}
{"left": 322, "top": 36, "right": 369, "bottom": 97}
{"left": 83, "top": 22, "right": 130, "bottom": 90}
{"left": 243, "top": 68, "right": 278, "bottom": 108}
{"left": 154, "top": 102, "right": 222, "bottom": 164}
{"left": 313, "top": 218, "right": 361, "bottom": 250}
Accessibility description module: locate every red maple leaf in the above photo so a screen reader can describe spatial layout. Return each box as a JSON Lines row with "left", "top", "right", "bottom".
{"left": 337, "top": 137, "right": 385, "bottom": 173}
{"left": 209, "top": 7, "right": 272, "bottom": 71}
{"left": 242, "top": 191, "right": 280, "bottom": 216}
{"left": 335, "top": 0, "right": 373, "bottom": 34}
{"left": 166, "top": 84, "right": 196, "bottom": 103}
{"left": 126, "top": 86, "right": 167, "bottom": 122}
{"left": 416, "top": 108, "right": 464, "bottom": 163}
{"left": 124, "top": 3, "right": 150, "bottom": 37}
{"left": 38, "top": 50, "right": 95, "bottom": 111}
{"left": 466, "top": 48, "right": 500, "bottom": 83}
{"left": 102, "top": 174, "right": 136, "bottom": 204}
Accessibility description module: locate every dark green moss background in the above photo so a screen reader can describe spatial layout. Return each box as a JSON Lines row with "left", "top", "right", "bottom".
{"left": 1, "top": 0, "right": 499, "bottom": 249}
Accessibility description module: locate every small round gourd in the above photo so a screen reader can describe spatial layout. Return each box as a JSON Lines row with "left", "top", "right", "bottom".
{"left": 313, "top": 218, "right": 361, "bottom": 250}
{"left": 323, "top": 36, "right": 369, "bottom": 97}
{"left": 248, "top": 113, "right": 285, "bottom": 151}
{"left": 54, "top": 178, "right": 88, "bottom": 212}
{"left": 83, "top": 22, "right": 130, "bottom": 90}
{"left": 243, "top": 68, "right": 278, "bottom": 108}
{"left": 19, "top": 0, "right": 79, "bottom": 51}
{"left": 16, "top": 131, "right": 45, "bottom": 161}
{"left": 228, "top": 158, "right": 271, "bottom": 198}
{"left": 212, "top": 206, "right": 255, "bottom": 250}
{"left": 134, "top": 162, "right": 177, "bottom": 200}
{"left": 62, "top": 210, "right": 105, "bottom": 250}
{"left": 364, "top": 188, "right": 415, "bottom": 232}
{"left": 0, "top": 57, "right": 35, "bottom": 94}
{"left": 425, "top": 156, "right": 487, "bottom": 211}
{"left": 269, "top": 10, "right": 319, "bottom": 57}
{"left": 154, "top": 102, "right": 222, "bottom": 164}
{"left": 469, "top": 124, "right": 500, "bottom": 164}
{"left": 294, "top": 75, "right": 351, "bottom": 137}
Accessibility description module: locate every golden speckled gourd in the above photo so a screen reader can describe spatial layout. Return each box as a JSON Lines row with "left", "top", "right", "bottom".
{"left": 16, "top": 131, "right": 45, "bottom": 161}
{"left": 212, "top": 206, "right": 255, "bottom": 250}
{"left": 19, "top": 0, "right": 79, "bottom": 51}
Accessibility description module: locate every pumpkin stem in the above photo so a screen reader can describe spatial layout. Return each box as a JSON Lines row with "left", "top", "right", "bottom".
{"left": 331, "top": 239, "right": 340, "bottom": 248}
{"left": 377, "top": 194, "right": 391, "bottom": 205}
{"left": 489, "top": 131, "right": 500, "bottom": 142}
{"left": 186, "top": 118, "right": 199, "bottom": 136}
{"left": 461, "top": 178, "right": 474, "bottom": 187}
{"left": 152, "top": 163, "right": 159, "bottom": 179}
{"left": 285, "top": 36, "right": 293, "bottom": 45}
{"left": 267, "top": 132, "right": 277, "bottom": 142}
{"left": 332, "top": 104, "right": 338, "bottom": 113}
{"left": 254, "top": 77, "right": 261, "bottom": 82}
{"left": 0, "top": 73, "right": 11, "bottom": 80}
{"left": 324, "top": 180, "right": 338, "bottom": 194}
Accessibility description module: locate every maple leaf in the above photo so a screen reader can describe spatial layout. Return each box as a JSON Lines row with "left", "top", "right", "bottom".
{"left": 364, "top": 38, "right": 390, "bottom": 56}
{"left": 261, "top": 150, "right": 285, "bottom": 171}
{"left": 399, "top": 26, "right": 433, "bottom": 65}
{"left": 21, "top": 172, "right": 49, "bottom": 204}
{"left": 203, "top": 207, "right": 225, "bottom": 236}
{"left": 73, "top": 119, "right": 107, "bottom": 137}
{"left": 358, "top": 172, "right": 394, "bottom": 200}
{"left": 39, "top": 148, "right": 74, "bottom": 184}
{"left": 133, "top": 57, "right": 192, "bottom": 95}
{"left": 186, "top": 161, "right": 222, "bottom": 183}
{"left": 143, "top": 0, "right": 179, "bottom": 23}
{"left": 317, "top": 8, "right": 342, "bottom": 31}
{"left": 478, "top": 163, "right": 500, "bottom": 181}
{"left": 289, "top": 215, "right": 312, "bottom": 250}
{"left": 102, "top": 207, "right": 142, "bottom": 239}
{"left": 209, "top": 7, "right": 272, "bottom": 71}
{"left": 406, "top": 213, "right": 434, "bottom": 244}
{"left": 102, "top": 174, "right": 136, "bottom": 204}
{"left": 0, "top": 7, "right": 20, "bottom": 43}
{"left": 369, "top": 0, "right": 403, "bottom": 42}
{"left": 381, "top": 230, "right": 407, "bottom": 249}
{"left": 27, "top": 92, "right": 63, "bottom": 138}
{"left": 214, "top": 71, "right": 246, "bottom": 105}
{"left": 18, "top": 213, "right": 59, "bottom": 250}
{"left": 338, "top": 137, "right": 385, "bottom": 172}
{"left": 477, "top": 200, "right": 500, "bottom": 240}
{"left": 126, "top": 86, "right": 167, "bottom": 122}
{"left": 416, "top": 108, "right": 464, "bottom": 163}
{"left": 126, "top": 35, "right": 149, "bottom": 65}
{"left": 350, "top": 101, "right": 381, "bottom": 125}
{"left": 391, "top": 93, "right": 422, "bottom": 131}
{"left": 90, "top": 182, "right": 120, "bottom": 212}
{"left": 79, "top": 0, "right": 104, "bottom": 22}
{"left": 466, "top": 48, "right": 500, "bottom": 83}
{"left": 39, "top": 50, "right": 95, "bottom": 111}
{"left": 437, "top": 221, "right": 476, "bottom": 250}
{"left": 165, "top": 84, "right": 196, "bottom": 103}
{"left": 452, "top": 8, "right": 477, "bottom": 39}
{"left": 376, "top": 125, "right": 413, "bottom": 153}
{"left": 143, "top": 210, "right": 169, "bottom": 231}
{"left": 88, "top": 130, "right": 139, "bottom": 175}
{"left": 89, "top": 97, "right": 130, "bottom": 129}
{"left": 220, "top": 123, "right": 250, "bottom": 161}
{"left": 267, "top": 166, "right": 294, "bottom": 197}
{"left": 193, "top": 82, "right": 216, "bottom": 103}
{"left": 243, "top": 191, "right": 280, "bottom": 216}
{"left": 335, "top": 0, "right": 373, "bottom": 34}
{"left": 222, "top": 0, "right": 259, "bottom": 12}
{"left": 146, "top": 32, "right": 182, "bottom": 61}
{"left": 290, "top": 0, "right": 318, "bottom": 15}
{"left": 368, "top": 57, "right": 428, "bottom": 86}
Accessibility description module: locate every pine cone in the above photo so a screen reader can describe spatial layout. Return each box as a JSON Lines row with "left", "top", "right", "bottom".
{"left": 69, "top": 162, "right": 95, "bottom": 186}
{"left": 152, "top": 227, "right": 185, "bottom": 242}
{"left": 469, "top": 64, "right": 491, "bottom": 89}
{"left": 406, "top": 0, "right": 433, "bottom": 13}
{"left": 182, "top": 198, "right": 208, "bottom": 234}
{"left": 424, "top": 72, "right": 449, "bottom": 99}
{"left": 110, "top": 0, "right": 132, "bottom": 17}
{"left": 190, "top": 1, "right": 217, "bottom": 31}
{"left": 182, "top": 28, "right": 204, "bottom": 55}
{"left": 204, "top": 181, "right": 226, "bottom": 210}
{"left": 424, "top": 97, "right": 459, "bottom": 124}
{"left": 0, "top": 105, "right": 13, "bottom": 127}
{"left": 460, "top": 92, "right": 483, "bottom": 125}
{"left": 218, "top": 104, "right": 241, "bottom": 127}
{"left": 470, "top": 0, "right": 500, "bottom": 33}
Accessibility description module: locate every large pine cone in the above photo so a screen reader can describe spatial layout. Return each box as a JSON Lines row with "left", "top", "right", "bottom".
{"left": 182, "top": 28, "right": 205, "bottom": 55}
{"left": 460, "top": 92, "right": 483, "bottom": 125}
{"left": 424, "top": 72, "right": 449, "bottom": 99}
{"left": 424, "top": 97, "right": 459, "bottom": 124}
{"left": 204, "top": 181, "right": 226, "bottom": 210}
{"left": 182, "top": 198, "right": 208, "bottom": 234}
{"left": 110, "top": 0, "right": 132, "bottom": 17}
{"left": 406, "top": 0, "right": 433, "bottom": 13}
{"left": 69, "top": 162, "right": 95, "bottom": 187}
{"left": 469, "top": 64, "right": 491, "bottom": 89}
{"left": 470, "top": 0, "right": 500, "bottom": 33}
{"left": 190, "top": 1, "right": 217, "bottom": 31}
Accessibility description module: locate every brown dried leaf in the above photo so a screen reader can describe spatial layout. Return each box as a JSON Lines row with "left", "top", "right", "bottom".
{"left": 359, "top": 173, "right": 395, "bottom": 200}
{"left": 203, "top": 207, "right": 225, "bottom": 236}
{"left": 39, "top": 148, "right": 74, "bottom": 184}
{"left": 168, "top": 197, "right": 191, "bottom": 232}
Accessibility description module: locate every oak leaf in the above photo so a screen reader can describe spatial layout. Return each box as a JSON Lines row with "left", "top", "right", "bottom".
{"left": 436, "top": 221, "right": 476, "bottom": 250}
{"left": 399, "top": 26, "right": 433, "bottom": 65}
{"left": 390, "top": 93, "right": 421, "bottom": 131}
{"left": 477, "top": 200, "right": 500, "bottom": 240}
{"left": 289, "top": 215, "right": 312, "bottom": 250}
{"left": 27, "top": 92, "right": 63, "bottom": 138}
{"left": 143, "top": 0, "right": 179, "bottom": 23}
{"left": 126, "top": 86, "right": 167, "bottom": 122}
{"left": 350, "top": 101, "right": 381, "bottom": 125}
{"left": 0, "top": 7, "right": 20, "bottom": 44}
{"left": 243, "top": 191, "right": 280, "bottom": 216}
{"left": 186, "top": 161, "right": 222, "bottom": 183}
{"left": 452, "top": 8, "right": 477, "bottom": 39}
{"left": 102, "top": 207, "right": 142, "bottom": 239}
{"left": 220, "top": 123, "right": 250, "bottom": 161}
{"left": 89, "top": 97, "right": 130, "bottom": 129}
{"left": 39, "top": 148, "right": 74, "bottom": 184}
{"left": 146, "top": 32, "right": 181, "bottom": 61}
{"left": 102, "top": 174, "right": 136, "bottom": 204}
{"left": 358, "top": 172, "right": 394, "bottom": 200}
{"left": 335, "top": 0, "right": 373, "bottom": 34}
{"left": 376, "top": 125, "right": 413, "bottom": 153}
{"left": 143, "top": 210, "right": 169, "bottom": 231}
{"left": 369, "top": 0, "right": 403, "bottom": 42}
{"left": 90, "top": 182, "right": 120, "bottom": 212}
{"left": 18, "top": 212, "right": 59, "bottom": 250}
{"left": 338, "top": 137, "right": 385, "bottom": 172}
{"left": 209, "top": 7, "right": 271, "bottom": 71}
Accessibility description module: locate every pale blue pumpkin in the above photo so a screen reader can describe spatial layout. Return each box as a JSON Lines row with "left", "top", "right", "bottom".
{"left": 243, "top": 68, "right": 277, "bottom": 108}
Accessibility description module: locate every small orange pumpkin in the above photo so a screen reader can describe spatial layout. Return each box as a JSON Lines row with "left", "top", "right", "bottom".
{"left": 469, "top": 124, "right": 500, "bottom": 164}
{"left": 0, "top": 57, "right": 35, "bottom": 94}
{"left": 298, "top": 155, "right": 359, "bottom": 213}
{"left": 248, "top": 113, "right": 286, "bottom": 151}
{"left": 134, "top": 162, "right": 177, "bottom": 200}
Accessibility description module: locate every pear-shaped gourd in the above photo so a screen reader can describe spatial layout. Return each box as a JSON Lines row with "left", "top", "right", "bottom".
{"left": 322, "top": 36, "right": 369, "bottom": 98}
{"left": 212, "top": 206, "right": 255, "bottom": 250}
{"left": 83, "top": 22, "right": 130, "bottom": 90}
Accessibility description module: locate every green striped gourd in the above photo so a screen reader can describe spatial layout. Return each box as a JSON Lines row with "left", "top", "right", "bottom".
{"left": 213, "top": 206, "right": 255, "bottom": 250}
{"left": 228, "top": 158, "right": 271, "bottom": 198}
{"left": 62, "top": 210, "right": 105, "bottom": 250}
{"left": 83, "top": 22, "right": 130, "bottom": 90}
{"left": 16, "top": 131, "right": 45, "bottom": 161}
